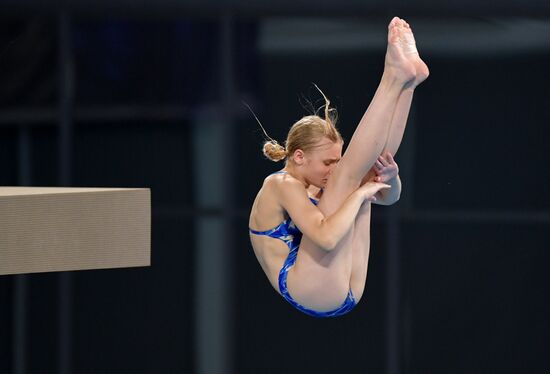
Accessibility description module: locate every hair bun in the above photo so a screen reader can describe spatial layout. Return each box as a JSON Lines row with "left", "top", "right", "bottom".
{"left": 262, "top": 140, "right": 287, "bottom": 162}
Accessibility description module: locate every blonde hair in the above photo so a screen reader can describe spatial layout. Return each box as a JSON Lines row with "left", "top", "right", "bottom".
{"left": 248, "top": 84, "right": 343, "bottom": 163}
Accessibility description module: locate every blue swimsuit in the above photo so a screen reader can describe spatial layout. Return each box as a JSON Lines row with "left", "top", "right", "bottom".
{"left": 249, "top": 171, "right": 357, "bottom": 318}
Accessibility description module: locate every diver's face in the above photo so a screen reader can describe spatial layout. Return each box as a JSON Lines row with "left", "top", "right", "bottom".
{"left": 303, "top": 139, "right": 342, "bottom": 188}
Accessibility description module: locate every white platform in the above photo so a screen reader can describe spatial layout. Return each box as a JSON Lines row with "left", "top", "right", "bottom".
{"left": 0, "top": 187, "right": 151, "bottom": 276}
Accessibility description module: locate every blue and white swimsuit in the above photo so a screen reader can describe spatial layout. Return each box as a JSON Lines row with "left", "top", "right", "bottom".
{"left": 249, "top": 171, "right": 357, "bottom": 318}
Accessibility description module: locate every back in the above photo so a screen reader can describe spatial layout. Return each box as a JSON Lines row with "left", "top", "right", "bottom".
{"left": 248, "top": 171, "right": 321, "bottom": 292}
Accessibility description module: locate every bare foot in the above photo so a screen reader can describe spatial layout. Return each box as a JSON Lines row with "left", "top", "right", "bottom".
{"left": 384, "top": 17, "right": 417, "bottom": 87}
{"left": 400, "top": 19, "right": 430, "bottom": 88}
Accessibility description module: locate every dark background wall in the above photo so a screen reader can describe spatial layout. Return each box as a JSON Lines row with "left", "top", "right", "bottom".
{"left": 0, "top": 3, "right": 549, "bottom": 374}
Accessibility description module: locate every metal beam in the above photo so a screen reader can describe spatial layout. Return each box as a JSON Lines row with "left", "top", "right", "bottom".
{"left": 57, "top": 11, "right": 74, "bottom": 374}
{"left": 192, "top": 13, "right": 235, "bottom": 374}
{"left": 0, "top": 106, "right": 192, "bottom": 126}
{"left": 1, "top": 0, "right": 550, "bottom": 18}
{"left": 13, "top": 126, "right": 32, "bottom": 374}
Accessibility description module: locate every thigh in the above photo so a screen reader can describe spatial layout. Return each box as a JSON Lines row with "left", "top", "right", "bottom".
{"left": 349, "top": 202, "right": 372, "bottom": 302}
{"left": 289, "top": 169, "right": 360, "bottom": 305}
{"left": 316, "top": 153, "right": 365, "bottom": 215}
{"left": 297, "top": 158, "right": 360, "bottom": 269}
{"left": 287, "top": 152, "right": 376, "bottom": 308}
{"left": 316, "top": 146, "right": 380, "bottom": 217}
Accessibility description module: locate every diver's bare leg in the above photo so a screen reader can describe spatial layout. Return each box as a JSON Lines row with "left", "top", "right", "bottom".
{"left": 291, "top": 18, "right": 417, "bottom": 310}
{"left": 382, "top": 20, "right": 429, "bottom": 157}
{"left": 349, "top": 21, "right": 430, "bottom": 300}
{"left": 316, "top": 17, "right": 416, "bottom": 217}
{"left": 382, "top": 88, "right": 414, "bottom": 157}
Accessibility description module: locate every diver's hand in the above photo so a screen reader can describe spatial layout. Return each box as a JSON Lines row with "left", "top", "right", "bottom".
{"left": 358, "top": 181, "right": 391, "bottom": 202}
{"left": 373, "top": 152, "right": 399, "bottom": 183}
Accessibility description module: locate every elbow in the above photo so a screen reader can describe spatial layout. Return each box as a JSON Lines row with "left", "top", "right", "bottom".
{"left": 383, "top": 191, "right": 401, "bottom": 206}
{"left": 315, "top": 220, "right": 337, "bottom": 252}
{"left": 388, "top": 194, "right": 401, "bottom": 206}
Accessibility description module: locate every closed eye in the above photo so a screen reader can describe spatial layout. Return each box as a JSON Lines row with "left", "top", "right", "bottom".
{"left": 324, "top": 159, "right": 340, "bottom": 166}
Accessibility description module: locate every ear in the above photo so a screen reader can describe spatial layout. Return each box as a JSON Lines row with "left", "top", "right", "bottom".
{"left": 292, "top": 149, "right": 305, "bottom": 165}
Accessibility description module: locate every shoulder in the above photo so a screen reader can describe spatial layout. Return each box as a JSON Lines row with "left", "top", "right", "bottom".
{"left": 272, "top": 176, "right": 315, "bottom": 211}
{"left": 258, "top": 172, "right": 306, "bottom": 209}
{"left": 264, "top": 171, "right": 304, "bottom": 196}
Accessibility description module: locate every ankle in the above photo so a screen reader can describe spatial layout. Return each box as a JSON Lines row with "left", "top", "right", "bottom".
{"left": 381, "top": 70, "right": 414, "bottom": 90}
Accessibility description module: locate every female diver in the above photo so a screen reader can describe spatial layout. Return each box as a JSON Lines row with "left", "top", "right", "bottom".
{"left": 248, "top": 17, "right": 429, "bottom": 317}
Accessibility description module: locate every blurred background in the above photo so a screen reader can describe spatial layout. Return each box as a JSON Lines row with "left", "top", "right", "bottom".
{"left": 0, "top": 1, "right": 549, "bottom": 373}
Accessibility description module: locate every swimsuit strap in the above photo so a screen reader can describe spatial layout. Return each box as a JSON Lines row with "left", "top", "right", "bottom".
{"left": 249, "top": 219, "right": 289, "bottom": 236}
